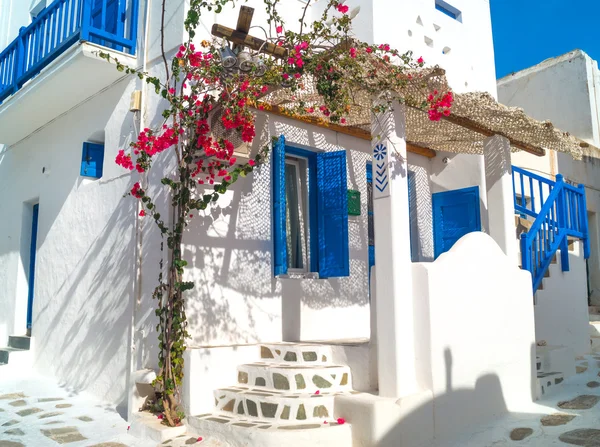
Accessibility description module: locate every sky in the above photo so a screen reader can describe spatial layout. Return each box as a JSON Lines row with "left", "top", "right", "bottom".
{"left": 490, "top": 0, "right": 600, "bottom": 79}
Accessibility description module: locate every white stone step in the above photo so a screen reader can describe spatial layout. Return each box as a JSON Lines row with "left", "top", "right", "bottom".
{"left": 260, "top": 344, "right": 333, "bottom": 365}
{"left": 237, "top": 363, "right": 351, "bottom": 393}
{"left": 536, "top": 345, "right": 575, "bottom": 378}
{"left": 591, "top": 336, "right": 600, "bottom": 353}
{"left": 214, "top": 386, "right": 344, "bottom": 423}
{"left": 536, "top": 371, "right": 564, "bottom": 399}
{"left": 187, "top": 413, "right": 352, "bottom": 447}
{"left": 589, "top": 322, "right": 600, "bottom": 336}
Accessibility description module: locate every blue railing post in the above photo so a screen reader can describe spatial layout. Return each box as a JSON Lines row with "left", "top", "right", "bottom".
{"left": 12, "top": 27, "right": 27, "bottom": 93}
{"left": 520, "top": 232, "right": 530, "bottom": 272}
{"left": 580, "top": 183, "right": 591, "bottom": 259}
{"left": 81, "top": 0, "right": 93, "bottom": 41}
{"left": 555, "top": 174, "right": 570, "bottom": 272}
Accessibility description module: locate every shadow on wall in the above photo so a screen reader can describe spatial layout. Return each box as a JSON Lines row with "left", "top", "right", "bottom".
{"left": 377, "top": 344, "right": 539, "bottom": 447}
{"left": 181, "top": 114, "right": 372, "bottom": 346}
{"left": 33, "top": 186, "right": 137, "bottom": 418}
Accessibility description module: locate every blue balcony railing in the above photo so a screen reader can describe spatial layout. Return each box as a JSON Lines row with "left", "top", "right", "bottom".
{"left": 0, "top": 0, "right": 139, "bottom": 103}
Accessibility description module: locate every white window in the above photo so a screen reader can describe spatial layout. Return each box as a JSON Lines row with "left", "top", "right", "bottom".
{"left": 284, "top": 157, "right": 309, "bottom": 272}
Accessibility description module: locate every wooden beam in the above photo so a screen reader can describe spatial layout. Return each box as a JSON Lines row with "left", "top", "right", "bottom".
{"left": 440, "top": 113, "right": 546, "bottom": 157}
{"left": 256, "top": 105, "right": 437, "bottom": 159}
{"left": 212, "top": 23, "right": 288, "bottom": 59}
{"left": 231, "top": 6, "right": 254, "bottom": 52}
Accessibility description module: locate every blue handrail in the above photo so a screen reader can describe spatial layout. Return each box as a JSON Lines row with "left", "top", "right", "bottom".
{"left": 0, "top": 0, "right": 138, "bottom": 103}
{"left": 513, "top": 166, "right": 590, "bottom": 292}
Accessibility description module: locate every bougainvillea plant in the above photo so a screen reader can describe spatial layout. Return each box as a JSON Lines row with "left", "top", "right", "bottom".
{"left": 101, "top": 0, "right": 452, "bottom": 427}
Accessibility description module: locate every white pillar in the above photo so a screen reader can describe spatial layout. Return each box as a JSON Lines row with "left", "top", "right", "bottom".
{"left": 483, "top": 135, "right": 518, "bottom": 261}
{"left": 371, "top": 100, "right": 417, "bottom": 398}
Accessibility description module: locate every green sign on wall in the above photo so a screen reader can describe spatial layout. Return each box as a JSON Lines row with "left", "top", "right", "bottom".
{"left": 348, "top": 190, "right": 361, "bottom": 216}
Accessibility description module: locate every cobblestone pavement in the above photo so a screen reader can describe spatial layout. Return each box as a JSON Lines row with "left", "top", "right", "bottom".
{"left": 4, "top": 354, "right": 600, "bottom": 446}
{"left": 0, "top": 370, "right": 224, "bottom": 447}
{"left": 445, "top": 354, "right": 600, "bottom": 447}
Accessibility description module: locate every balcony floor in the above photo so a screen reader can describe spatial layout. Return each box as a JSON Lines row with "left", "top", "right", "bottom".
{"left": 0, "top": 42, "right": 136, "bottom": 146}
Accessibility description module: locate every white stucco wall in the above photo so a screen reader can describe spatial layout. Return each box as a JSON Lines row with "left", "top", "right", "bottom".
{"left": 498, "top": 50, "right": 600, "bottom": 146}
{"left": 0, "top": 77, "right": 139, "bottom": 408}
{"left": 534, "top": 242, "right": 590, "bottom": 356}
{"left": 412, "top": 232, "right": 535, "bottom": 440}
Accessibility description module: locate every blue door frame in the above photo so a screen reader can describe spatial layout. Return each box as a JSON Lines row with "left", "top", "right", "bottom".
{"left": 27, "top": 204, "right": 39, "bottom": 331}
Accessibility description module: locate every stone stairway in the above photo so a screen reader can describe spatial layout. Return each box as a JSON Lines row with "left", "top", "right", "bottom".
{"left": 186, "top": 343, "right": 354, "bottom": 447}
{"left": 0, "top": 335, "right": 31, "bottom": 365}
{"left": 535, "top": 353, "right": 564, "bottom": 398}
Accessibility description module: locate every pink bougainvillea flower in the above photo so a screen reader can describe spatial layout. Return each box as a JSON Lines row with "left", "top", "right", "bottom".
{"left": 337, "top": 3, "right": 349, "bottom": 13}
{"left": 341, "top": 118, "right": 347, "bottom": 124}
{"left": 337, "top": 418, "right": 346, "bottom": 425}
{"left": 157, "top": 414, "right": 163, "bottom": 419}
{"left": 248, "top": 160, "right": 256, "bottom": 167}
{"left": 139, "top": 210, "right": 146, "bottom": 217}
{"left": 366, "top": 47, "right": 373, "bottom": 53}
{"left": 315, "top": 390, "right": 320, "bottom": 395}
{"left": 417, "top": 56, "right": 424, "bottom": 64}
{"left": 323, "top": 421, "right": 328, "bottom": 424}
{"left": 349, "top": 47, "right": 357, "bottom": 58}
{"left": 276, "top": 25, "right": 283, "bottom": 34}
{"left": 127, "top": 426, "right": 130, "bottom": 431}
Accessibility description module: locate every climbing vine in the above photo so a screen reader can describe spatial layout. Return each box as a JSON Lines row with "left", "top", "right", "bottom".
{"left": 101, "top": 0, "right": 451, "bottom": 427}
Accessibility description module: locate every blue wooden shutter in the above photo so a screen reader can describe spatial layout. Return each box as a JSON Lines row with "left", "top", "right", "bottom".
{"left": 432, "top": 186, "right": 481, "bottom": 259}
{"left": 80, "top": 142, "right": 105, "bottom": 178}
{"left": 272, "top": 136, "right": 287, "bottom": 276}
{"left": 317, "top": 150, "right": 349, "bottom": 277}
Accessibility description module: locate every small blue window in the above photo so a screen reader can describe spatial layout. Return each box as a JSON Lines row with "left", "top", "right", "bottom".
{"left": 272, "top": 136, "right": 349, "bottom": 278}
{"left": 435, "top": 0, "right": 462, "bottom": 22}
{"left": 80, "top": 142, "right": 105, "bottom": 179}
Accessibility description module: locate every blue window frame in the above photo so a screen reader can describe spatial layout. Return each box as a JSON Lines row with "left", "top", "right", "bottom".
{"left": 80, "top": 142, "right": 105, "bottom": 179}
{"left": 435, "top": 0, "right": 462, "bottom": 22}
{"left": 272, "top": 136, "right": 349, "bottom": 278}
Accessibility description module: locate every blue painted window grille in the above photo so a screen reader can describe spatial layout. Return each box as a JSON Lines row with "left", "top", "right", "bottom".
{"left": 435, "top": 0, "right": 462, "bottom": 21}
{"left": 0, "top": 0, "right": 139, "bottom": 103}
{"left": 272, "top": 136, "right": 349, "bottom": 278}
{"left": 80, "top": 142, "right": 105, "bottom": 178}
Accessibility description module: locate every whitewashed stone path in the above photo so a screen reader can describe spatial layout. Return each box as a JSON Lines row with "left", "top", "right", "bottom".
{"left": 444, "top": 354, "right": 600, "bottom": 447}
{"left": 0, "top": 370, "right": 224, "bottom": 447}
{"left": 3, "top": 354, "right": 600, "bottom": 446}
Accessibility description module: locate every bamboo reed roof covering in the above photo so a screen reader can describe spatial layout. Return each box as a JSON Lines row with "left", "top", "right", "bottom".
{"left": 261, "top": 67, "right": 585, "bottom": 159}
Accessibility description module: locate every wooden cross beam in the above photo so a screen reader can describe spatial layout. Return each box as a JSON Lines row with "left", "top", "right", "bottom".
{"left": 211, "top": 6, "right": 287, "bottom": 58}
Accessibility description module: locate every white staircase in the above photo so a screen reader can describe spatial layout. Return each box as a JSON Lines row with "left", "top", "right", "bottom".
{"left": 186, "top": 343, "right": 354, "bottom": 447}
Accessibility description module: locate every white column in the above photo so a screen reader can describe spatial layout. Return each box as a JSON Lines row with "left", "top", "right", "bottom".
{"left": 483, "top": 134, "right": 518, "bottom": 261}
{"left": 371, "top": 100, "right": 417, "bottom": 398}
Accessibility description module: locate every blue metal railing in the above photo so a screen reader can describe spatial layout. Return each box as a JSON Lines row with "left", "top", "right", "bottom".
{"left": 0, "top": 0, "right": 138, "bottom": 103}
{"left": 512, "top": 166, "right": 590, "bottom": 293}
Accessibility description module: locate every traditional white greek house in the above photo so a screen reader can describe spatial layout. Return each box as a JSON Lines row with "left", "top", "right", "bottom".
{"left": 0, "top": 1, "right": 590, "bottom": 446}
